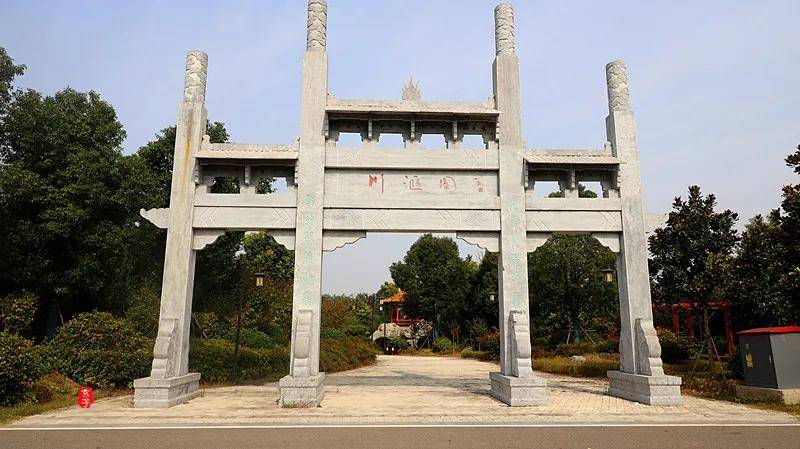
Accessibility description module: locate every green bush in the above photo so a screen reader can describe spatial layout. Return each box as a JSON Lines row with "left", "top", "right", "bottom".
{"left": 480, "top": 329, "right": 501, "bottom": 360}
{"left": 225, "top": 328, "right": 273, "bottom": 348}
{"left": 432, "top": 337, "right": 455, "bottom": 353}
{"left": 554, "top": 338, "right": 619, "bottom": 356}
{"left": 125, "top": 286, "right": 160, "bottom": 338}
{"left": 0, "top": 292, "right": 38, "bottom": 335}
{"left": 192, "top": 311, "right": 228, "bottom": 339}
{"left": 321, "top": 328, "right": 348, "bottom": 340}
{"left": 320, "top": 338, "right": 376, "bottom": 373}
{"left": 389, "top": 337, "right": 410, "bottom": 352}
{"left": 728, "top": 345, "right": 744, "bottom": 380}
{"left": 188, "top": 338, "right": 289, "bottom": 382}
{"left": 657, "top": 329, "right": 691, "bottom": 364}
{"left": 461, "top": 347, "right": 493, "bottom": 361}
{"left": 0, "top": 332, "right": 46, "bottom": 405}
{"left": 47, "top": 312, "right": 152, "bottom": 389}
{"left": 534, "top": 354, "right": 620, "bottom": 378}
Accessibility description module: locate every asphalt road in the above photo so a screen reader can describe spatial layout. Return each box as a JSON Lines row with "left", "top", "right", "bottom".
{"left": 2, "top": 425, "right": 799, "bottom": 449}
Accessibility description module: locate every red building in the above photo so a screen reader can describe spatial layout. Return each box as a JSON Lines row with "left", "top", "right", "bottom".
{"left": 380, "top": 291, "right": 419, "bottom": 326}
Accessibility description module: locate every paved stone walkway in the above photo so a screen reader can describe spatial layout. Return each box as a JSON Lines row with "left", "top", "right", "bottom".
{"left": 11, "top": 356, "right": 797, "bottom": 427}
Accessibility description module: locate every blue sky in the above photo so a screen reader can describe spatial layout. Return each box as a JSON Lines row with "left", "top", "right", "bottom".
{"left": 3, "top": 1, "right": 799, "bottom": 294}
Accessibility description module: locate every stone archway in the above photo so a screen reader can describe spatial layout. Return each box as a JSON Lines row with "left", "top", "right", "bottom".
{"left": 133, "top": 1, "right": 681, "bottom": 409}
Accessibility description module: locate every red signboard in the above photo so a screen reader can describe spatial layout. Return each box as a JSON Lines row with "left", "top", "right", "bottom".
{"left": 77, "top": 386, "right": 94, "bottom": 408}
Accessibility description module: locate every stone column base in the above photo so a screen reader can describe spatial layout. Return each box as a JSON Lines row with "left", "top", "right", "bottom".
{"left": 489, "top": 372, "right": 547, "bottom": 406}
{"left": 736, "top": 384, "right": 800, "bottom": 405}
{"left": 133, "top": 373, "right": 201, "bottom": 408}
{"left": 279, "top": 373, "right": 325, "bottom": 407}
{"left": 607, "top": 370, "right": 682, "bottom": 405}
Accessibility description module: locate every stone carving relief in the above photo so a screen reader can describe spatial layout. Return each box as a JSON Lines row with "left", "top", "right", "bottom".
{"left": 635, "top": 318, "right": 665, "bottom": 376}
{"left": 192, "top": 229, "right": 224, "bottom": 250}
{"left": 306, "top": 0, "right": 327, "bottom": 51}
{"left": 183, "top": 51, "right": 208, "bottom": 103}
{"left": 401, "top": 77, "right": 421, "bottom": 102}
{"left": 291, "top": 310, "right": 314, "bottom": 377}
{"left": 510, "top": 311, "right": 533, "bottom": 378}
{"left": 150, "top": 318, "right": 178, "bottom": 379}
{"left": 494, "top": 3, "right": 515, "bottom": 56}
{"left": 606, "top": 61, "right": 630, "bottom": 112}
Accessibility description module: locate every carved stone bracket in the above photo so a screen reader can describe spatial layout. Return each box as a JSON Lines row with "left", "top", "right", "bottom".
{"left": 591, "top": 232, "right": 620, "bottom": 253}
{"left": 266, "top": 230, "right": 297, "bottom": 251}
{"left": 192, "top": 229, "right": 225, "bottom": 250}
{"left": 322, "top": 231, "right": 366, "bottom": 251}
{"left": 457, "top": 232, "right": 499, "bottom": 252}
{"left": 140, "top": 208, "right": 170, "bottom": 229}
{"left": 150, "top": 318, "right": 178, "bottom": 379}
{"left": 510, "top": 311, "right": 533, "bottom": 378}
{"left": 635, "top": 318, "right": 665, "bottom": 376}
{"left": 526, "top": 232, "right": 551, "bottom": 252}
{"left": 292, "top": 310, "right": 314, "bottom": 377}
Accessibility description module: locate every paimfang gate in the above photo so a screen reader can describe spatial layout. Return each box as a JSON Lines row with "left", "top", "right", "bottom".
{"left": 134, "top": 1, "right": 682, "bottom": 408}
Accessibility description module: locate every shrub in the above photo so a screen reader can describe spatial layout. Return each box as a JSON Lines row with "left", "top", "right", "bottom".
{"left": 656, "top": 329, "right": 691, "bottom": 364}
{"left": 188, "top": 338, "right": 289, "bottom": 382}
{"left": 432, "top": 337, "right": 455, "bottom": 353}
{"left": 533, "top": 354, "right": 620, "bottom": 378}
{"left": 192, "top": 311, "right": 227, "bottom": 339}
{"left": 47, "top": 312, "right": 152, "bottom": 389}
{"left": 125, "top": 286, "right": 160, "bottom": 338}
{"left": 226, "top": 328, "right": 273, "bottom": 348}
{"left": 389, "top": 337, "right": 410, "bottom": 352}
{"left": 0, "top": 292, "right": 38, "bottom": 335}
{"left": 480, "top": 329, "right": 501, "bottom": 360}
{"left": 320, "top": 338, "right": 377, "bottom": 372}
{"left": 554, "top": 338, "right": 618, "bottom": 356}
{"left": 461, "top": 347, "right": 493, "bottom": 361}
{"left": 0, "top": 332, "right": 48, "bottom": 405}
{"left": 321, "top": 328, "right": 348, "bottom": 340}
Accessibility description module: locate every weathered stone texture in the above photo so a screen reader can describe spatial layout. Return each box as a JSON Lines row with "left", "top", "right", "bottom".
{"left": 606, "top": 60, "right": 630, "bottom": 112}
{"left": 183, "top": 50, "right": 207, "bottom": 103}
{"left": 494, "top": 3, "right": 515, "bottom": 56}
{"left": 307, "top": 0, "right": 327, "bottom": 51}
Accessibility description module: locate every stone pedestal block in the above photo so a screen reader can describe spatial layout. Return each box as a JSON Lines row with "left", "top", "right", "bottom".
{"left": 607, "top": 370, "right": 682, "bottom": 405}
{"left": 133, "top": 373, "right": 200, "bottom": 408}
{"left": 279, "top": 373, "right": 325, "bottom": 407}
{"left": 736, "top": 384, "right": 800, "bottom": 405}
{"left": 489, "top": 372, "right": 547, "bottom": 406}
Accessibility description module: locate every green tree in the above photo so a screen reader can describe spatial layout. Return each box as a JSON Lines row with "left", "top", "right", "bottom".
{"left": 389, "top": 234, "right": 476, "bottom": 336}
{"left": 734, "top": 146, "right": 800, "bottom": 326}
{"left": 648, "top": 185, "right": 739, "bottom": 357}
{"left": 528, "top": 235, "right": 617, "bottom": 344}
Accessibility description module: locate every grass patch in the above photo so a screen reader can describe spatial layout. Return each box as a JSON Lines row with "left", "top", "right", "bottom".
{"left": 533, "top": 354, "right": 619, "bottom": 378}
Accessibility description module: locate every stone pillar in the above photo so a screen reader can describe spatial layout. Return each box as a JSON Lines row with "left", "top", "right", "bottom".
{"left": 489, "top": 3, "right": 547, "bottom": 406}
{"left": 133, "top": 51, "right": 207, "bottom": 408}
{"left": 279, "top": 0, "right": 328, "bottom": 407}
{"left": 604, "top": 61, "right": 682, "bottom": 405}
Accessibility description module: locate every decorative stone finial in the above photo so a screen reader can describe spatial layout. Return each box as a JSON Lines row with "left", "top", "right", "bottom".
{"left": 494, "top": 3, "right": 515, "bottom": 56}
{"left": 307, "top": 0, "right": 328, "bottom": 51}
{"left": 401, "top": 77, "right": 421, "bottom": 102}
{"left": 606, "top": 60, "right": 630, "bottom": 112}
{"left": 183, "top": 50, "right": 208, "bottom": 103}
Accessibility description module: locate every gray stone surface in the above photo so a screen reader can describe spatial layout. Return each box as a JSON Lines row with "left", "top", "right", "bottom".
{"left": 133, "top": 373, "right": 200, "bottom": 408}
{"left": 279, "top": 373, "right": 325, "bottom": 407}
{"left": 607, "top": 370, "right": 683, "bottom": 406}
{"left": 490, "top": 372, "right": 548, "bottom": 406}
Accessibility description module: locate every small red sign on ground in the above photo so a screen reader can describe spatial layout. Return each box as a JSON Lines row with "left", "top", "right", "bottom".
{"left": 77, "top": 386, "right": 94, "bottom": 408}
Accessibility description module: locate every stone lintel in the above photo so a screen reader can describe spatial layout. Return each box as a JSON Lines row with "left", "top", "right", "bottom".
{"left": 489, "top": 372, "right": 547, "bottom": 406}
{"left": 279, "top": 373, "right": 326, "bottom": 407}
{"left": 607, "top": 370, "right": 683, "bottom": 406}
{"left": 133, "top": 373, "right": 201, "bottom": 408}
